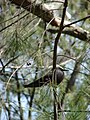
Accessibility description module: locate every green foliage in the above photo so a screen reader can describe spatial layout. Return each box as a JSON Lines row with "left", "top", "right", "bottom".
{"left": 0, "top": 0, "right": 90, "bottom": 120}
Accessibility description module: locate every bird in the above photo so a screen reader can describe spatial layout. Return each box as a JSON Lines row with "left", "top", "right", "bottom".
{"left": 24, "top": 65, "right": 66, "bottom": 88}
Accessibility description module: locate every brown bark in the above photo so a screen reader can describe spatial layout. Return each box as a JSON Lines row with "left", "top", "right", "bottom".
{"left": 9, "top": 0, "right": 90, "bottom": 42}
{"left": 9, "top": 0, "right": 58, "bottom": 26}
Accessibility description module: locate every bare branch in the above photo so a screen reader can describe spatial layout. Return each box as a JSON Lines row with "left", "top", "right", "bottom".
{"left": 53, "top": 0, "right": 68, "bottom": 119}
{"left": 64, "top": 15, "right": 90, "bottom": 28}
{"left": 8, "top": 0, "right": 90, "bottom": 42}
{"left": 47, "top": 26, "right": 90, "bottom": 42}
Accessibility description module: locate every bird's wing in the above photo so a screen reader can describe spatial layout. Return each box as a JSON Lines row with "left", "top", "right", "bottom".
{"left": 24, "top": 69, "right": 52, "bottom": 87}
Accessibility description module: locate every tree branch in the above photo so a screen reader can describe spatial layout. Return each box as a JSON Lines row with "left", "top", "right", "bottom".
{"left": 9, "top": 0, "right": 90, "bottom": 42}
{"left": 15, "top": 71, "right": 23, "bottom": 120}
{"left": 53, "top": 0, "right": 68, "bottom": 120}
{"left": 63, "top": 15, "right": 90, "bottom": 28}
{"left": 48, "top": 26, "right": 90, "bottom": 42}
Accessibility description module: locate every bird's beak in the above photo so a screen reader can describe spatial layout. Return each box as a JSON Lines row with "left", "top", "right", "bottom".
{"left": 62, "top": 69, "right": 68, "bottom": 71}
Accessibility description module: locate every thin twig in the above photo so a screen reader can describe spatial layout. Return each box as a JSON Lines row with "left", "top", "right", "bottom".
{"left": 64, "top": 15, "right": 90, "bottom": 28}
{"left": 0, "top": 10, "right": 25, "bottom": 24}
{"left": 0, "top": 13, "right": 29, "bottom": 32}
{"left": 58, "top": 110, "right": 90, "bottom": 112}
{"left": 1, "top": 55, "right": 19, "bottom": 72}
